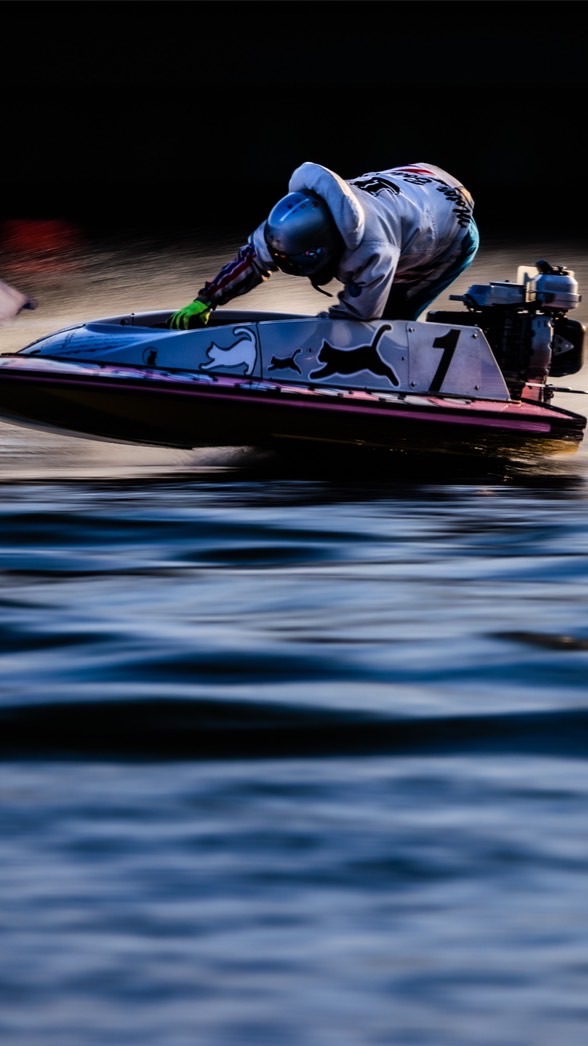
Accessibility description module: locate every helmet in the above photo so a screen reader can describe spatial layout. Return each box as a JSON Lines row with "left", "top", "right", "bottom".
{"left": 264, "top": 190, "right": 343, "bottom": 283}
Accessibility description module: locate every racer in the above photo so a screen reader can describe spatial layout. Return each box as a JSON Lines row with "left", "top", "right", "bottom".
{"left": 170, "top": 160, "right": 479, "bottom": 329}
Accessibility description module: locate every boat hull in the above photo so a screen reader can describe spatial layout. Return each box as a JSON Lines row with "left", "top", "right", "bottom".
{"left": 0, "top": 305, "right": 585, "bottom": 464}
{"left": 0, "top": 356, "right": 583, "bottom": 461}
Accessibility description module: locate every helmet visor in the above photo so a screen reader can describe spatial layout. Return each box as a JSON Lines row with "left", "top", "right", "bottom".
{"left": 269, "top": 245, "right": 329, "bottom": 277}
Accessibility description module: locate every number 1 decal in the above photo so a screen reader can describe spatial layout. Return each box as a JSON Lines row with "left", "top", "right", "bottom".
{"left": 430, "top": 329, "right": 460, "bottom": 392}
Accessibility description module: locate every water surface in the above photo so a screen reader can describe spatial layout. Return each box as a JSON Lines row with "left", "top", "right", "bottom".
{"left": 1, "top": 230, "right": 588, "bottom": 1044}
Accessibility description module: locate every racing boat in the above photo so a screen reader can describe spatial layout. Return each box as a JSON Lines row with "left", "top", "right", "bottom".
{"left": 0, "top": 260, "right": 585, "bottom": 465}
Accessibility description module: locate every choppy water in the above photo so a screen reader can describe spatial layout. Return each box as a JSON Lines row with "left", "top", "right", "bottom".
{"left": 2, "top": 227, "right": 588, "bottom": 1044}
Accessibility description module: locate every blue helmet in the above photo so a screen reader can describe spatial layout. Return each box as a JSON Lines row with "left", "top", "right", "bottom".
{"left": 264, "top": 190, "right": 343, "bottom": 283}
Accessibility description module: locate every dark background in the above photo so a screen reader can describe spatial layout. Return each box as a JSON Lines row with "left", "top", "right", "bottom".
{"left": 3, "top": 2, "right": 588, "bottom": 243}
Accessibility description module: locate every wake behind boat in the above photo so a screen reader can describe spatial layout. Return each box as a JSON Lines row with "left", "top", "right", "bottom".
{"left": 0, "top": 260, "right": 585, "bottom": 466}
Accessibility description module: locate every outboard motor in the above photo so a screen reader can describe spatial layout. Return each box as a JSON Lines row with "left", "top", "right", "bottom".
{"left": 427, "top": 261, "right": 585, "bottom": 399}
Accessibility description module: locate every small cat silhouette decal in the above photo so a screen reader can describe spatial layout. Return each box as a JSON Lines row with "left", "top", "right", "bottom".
{"left": 268, "top": 349, "right": 302, "bottom": 374}
{"left": 309, "top": 325, "right": 398, "bottom": 385}
{"left": 200, "top": 327, "right": 257, "bottom": 374}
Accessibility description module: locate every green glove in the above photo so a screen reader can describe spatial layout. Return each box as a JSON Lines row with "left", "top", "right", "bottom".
{"left": 169, "top": 298, "right": 212, "bottom": 330}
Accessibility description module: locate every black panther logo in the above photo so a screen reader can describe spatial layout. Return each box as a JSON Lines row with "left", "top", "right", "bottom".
{"left": 350, "top": 176, "right": 402, "bottom": 197}
{"left": 268, "top": 349, "right": 302, "bottom": 374}
{"left": 309, "top": 325, "right": 399, "bottom": 385}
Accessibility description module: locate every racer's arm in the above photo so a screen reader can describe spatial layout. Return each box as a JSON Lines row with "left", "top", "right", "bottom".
{"left": 170, "top": 234, "right": 275, "bottom": 330}
{"left": 199, "top": 240, "right": 274, "bottom": 308}
{"left": 0, "top": 279, "right": 36, "bottom": 322}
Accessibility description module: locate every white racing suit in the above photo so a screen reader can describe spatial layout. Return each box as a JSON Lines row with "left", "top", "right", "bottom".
{"left": 198, "top": 161, "right": 479, "bottom": 321}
